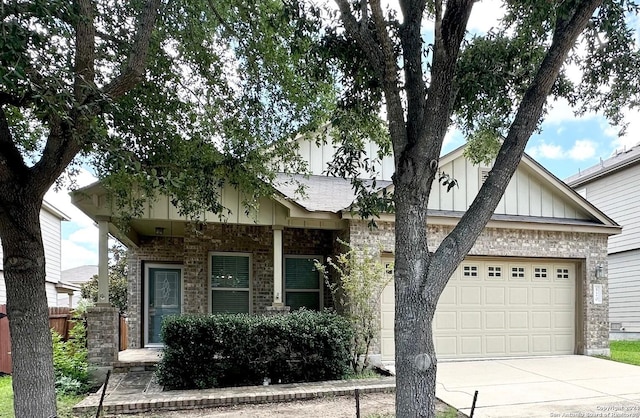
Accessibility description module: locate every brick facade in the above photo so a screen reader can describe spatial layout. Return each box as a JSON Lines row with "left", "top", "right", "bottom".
{"left": 124, "top": 219, "right": 609, "bottom": 356}
{"left": 348, "top": 220, "right": 610, "bottom": 355}
{"left": 127, "top": 224, "right": 336, "bottom": 348}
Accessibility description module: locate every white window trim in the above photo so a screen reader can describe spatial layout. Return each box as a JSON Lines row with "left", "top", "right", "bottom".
{"left": 144, "top": 263, "right": 184, "bottom": 348}
{"left": 208, "top": 251, "right": 253, "bottom": 314}
{"left": 283, "top": 255, "right": 323, "bottom": 310}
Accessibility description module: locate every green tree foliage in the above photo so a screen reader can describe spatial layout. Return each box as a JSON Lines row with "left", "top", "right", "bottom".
{"left": 1, "top": 1, "right": 337, "bottom": 415}
{"left": 80, "top": 245, "right": 128, "bottom": 314}
{"left": 316, "top": 239, "right": 392, "bottom": 373}
{"left": 320, "top": 1, "right": 640, "bottom": 416}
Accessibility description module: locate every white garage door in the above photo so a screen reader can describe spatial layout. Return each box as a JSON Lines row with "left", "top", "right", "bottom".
{"left": 380, "top": 258, "right": 576, "bottom": 361}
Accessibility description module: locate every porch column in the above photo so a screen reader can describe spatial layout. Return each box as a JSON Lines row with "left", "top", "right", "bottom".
{"left": 97, "top": 218, "right": 110, "bottom": 306}
{"left": 272, "top": 226, "right": 283, "bottom": 306}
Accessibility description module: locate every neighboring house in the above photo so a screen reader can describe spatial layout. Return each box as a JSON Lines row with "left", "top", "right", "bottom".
{"left": 59, "top": 265, "right": 99, "bottom": 307}
{"left": 72, "top": 141, "right": 619, "bottom": 363}
{"left": 566, "top": 145, "right": 640, "bottom": 340}
{"left": 0, "top": 200, "right": 73, "bottom": 307}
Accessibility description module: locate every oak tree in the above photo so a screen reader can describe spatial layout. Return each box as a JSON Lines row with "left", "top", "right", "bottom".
{"left": 324, "top": 0, "right": 640, "bottom": 416}
{"left": 0, "top": 0, "right": 331, "bottom": 416}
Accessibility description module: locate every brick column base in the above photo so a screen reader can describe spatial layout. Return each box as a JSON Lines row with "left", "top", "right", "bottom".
{"left": 86, "top": 306, "right": 119, "bottom": 368}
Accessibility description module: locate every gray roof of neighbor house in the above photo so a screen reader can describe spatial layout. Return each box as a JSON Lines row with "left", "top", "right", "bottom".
{"left": 273, "top": 173, "right": 392, "bottom": 213}
{"left": 565, "top": 144, "right": 640, "bottom": 187}
{"left": 62, "top": 265, "right": 98, "bottom": 284}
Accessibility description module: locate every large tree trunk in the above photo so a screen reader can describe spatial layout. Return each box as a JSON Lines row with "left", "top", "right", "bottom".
{"left": 394, "top": 175, "right": 440, "bottom": 417}
{"left": 0, "top": 196, "right": 56, "bottom": 418}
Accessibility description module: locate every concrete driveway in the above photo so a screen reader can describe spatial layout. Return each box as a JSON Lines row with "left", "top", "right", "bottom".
{"left": 436, "top": 356, "right": 640, "bottom": 417}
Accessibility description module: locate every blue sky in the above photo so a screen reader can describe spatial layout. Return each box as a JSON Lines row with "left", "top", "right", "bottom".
{"left": 46, "top": 0, "right": 640, "bottom": 270}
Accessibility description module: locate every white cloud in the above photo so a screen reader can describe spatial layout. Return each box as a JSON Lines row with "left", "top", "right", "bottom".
{"left": 467, "top": 0, "right": 504, "bottom": 33}
{"left": 568, "top": 139, "right": 597, "bottom": 161}
{"left": 528, "top": 139, "right": 597, "bottom": 161}
{"left": 542, "top": 98, "right": 598, "bottom": 126}
{"left": 529, "top": 142, "right": 563, "bottom": 159}
{"left": 68, "top": 226, "right": 99, "bottom": 245}
{"left": 61, "top": 240, "right": 98, "bottom": 270}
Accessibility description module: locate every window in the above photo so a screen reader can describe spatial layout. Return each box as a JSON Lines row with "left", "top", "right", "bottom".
{"left": 462, "top": 265, "right": 479, "bottom": 277}
{"left": 285, "top": 256, "right": 321, "bottom": 311}
{"left": 210, "top": 253, "right": 250, "bottom": 313}
{"left": 510, "top": 266, "right": 526, "bottom": 280}
{"left": 556, "top": 267, "right": 570, "bottom": 280}
{"left": 487, "top": 265, "right": 503, "bottom": 279}
{"left": 533, "top": 267, "right": 548, "bottom": 280}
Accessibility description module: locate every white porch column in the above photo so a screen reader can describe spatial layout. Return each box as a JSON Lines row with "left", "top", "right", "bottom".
{"left": 272, "top": 226, "right": 283, "bottom": 306}
{"left": 97, "top": 218, "right": 110, "bottom": 306}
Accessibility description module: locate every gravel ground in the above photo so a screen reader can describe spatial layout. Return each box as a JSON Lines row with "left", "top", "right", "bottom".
{"left": 105, "top": 393, "right": 464, "bottom": 417}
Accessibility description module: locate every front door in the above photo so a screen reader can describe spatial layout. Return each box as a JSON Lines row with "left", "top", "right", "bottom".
{"left": 145, "top": 265, "right": 183, "bottom": 346}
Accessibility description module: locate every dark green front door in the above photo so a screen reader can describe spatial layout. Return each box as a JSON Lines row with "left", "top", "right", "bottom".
{"left": 147, "top": 267, "right": 182, "bottom": 345}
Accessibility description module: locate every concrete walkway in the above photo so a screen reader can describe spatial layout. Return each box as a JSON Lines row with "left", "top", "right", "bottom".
{"left": 436, "top": 356, "right": 640, "bottom": 417}
{"left": 72, "top": 373, "right": 396, "bottom": 416}
{"left": 74, "top": 355, "right": 640, "bottom": 417}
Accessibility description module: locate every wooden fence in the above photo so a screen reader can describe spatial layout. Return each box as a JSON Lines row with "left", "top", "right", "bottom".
{"left": 0, "top": 305, "right": 128, "bottom": 375}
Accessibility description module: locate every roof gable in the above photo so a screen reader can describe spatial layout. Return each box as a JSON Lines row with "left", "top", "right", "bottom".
{"left": 386, "top": 145, "right": 617, "bottom": 227}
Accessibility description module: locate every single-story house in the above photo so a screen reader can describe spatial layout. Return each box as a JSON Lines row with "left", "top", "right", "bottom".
{"left": 0, "top": 200, "right": 75, "bottom": 307}
{"left": 566, "top": 144, "right": 640, "bottom": 340}
{"left": 71, "top": 142, "right": 619, "bottom": 367}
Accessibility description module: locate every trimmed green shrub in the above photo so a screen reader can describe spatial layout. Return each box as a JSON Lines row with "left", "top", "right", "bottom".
{"left": 156, "top": 310, "right": 353, "bottom": 390}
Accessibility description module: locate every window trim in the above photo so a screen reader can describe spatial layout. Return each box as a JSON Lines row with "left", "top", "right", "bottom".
{"left": 283, "top": 254, "right": 323, "bottom": 311}
{"left": 208, "top": 251, "right": 252, "bottom": 314}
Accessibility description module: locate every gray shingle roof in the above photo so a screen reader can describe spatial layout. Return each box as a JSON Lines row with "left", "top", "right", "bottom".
{"left": 273, "top": 173, "right": 392, "bottom": 213}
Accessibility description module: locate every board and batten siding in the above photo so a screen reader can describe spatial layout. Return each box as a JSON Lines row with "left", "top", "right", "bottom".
{"left": 576, "top": 163, "right": 640, "bottom": 254}
{"left": 295, "top": 137, "right": 394, "bottom": 181}
{"left": 609, "top": 249, "right": 640, "bottom": 333}
{"left": 430, "top": 157, "right": 591, "bottom": 219}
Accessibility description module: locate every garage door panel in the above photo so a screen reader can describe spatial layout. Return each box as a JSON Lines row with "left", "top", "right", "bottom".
{"left": 485, "top": 311, "right": 506, "bottom": 330}
{"left": 532, "top": 311, "right": 552, "bottom": 329}
{"left": 509, "top": 287, "right": 528, "bottom": 305}
{"left": 381, "top": 259, "right": 575, "bottom": 360}
{"left": 509, "top": 335, "right": 530, "bottom": 354}
{"left": 485, "top": 287, "right": 506, "bottom": 305}
{"left": 554, "top": 311, "right": 574, "bottom": 329}
{"left": 554, "top": 334, "right": 574, "bottom": 352}
{"left": 439, "top": 287, "right": 456, "bottom": 305}
{"left": 435, "top": 336, "right": 457, "bottom": 356}
{"left": 554, "top": 288, "right": 573, "bottom": 305}
{"left": 460, "top": 286, "right": 481, "bottom": 304}
{"left": 460, "top": 311, "right": 482, "bottom": 330}
{"left": 509, "top": 311, "right": 529, "bottom": 329}
{"left": 532, "top": 287, "right": 552, "bottom": 304}
{"left": 485, "top": 336, "right": 507, "bottom": 355}
{"left": 532, "top": 335, "right": 552, "bottom": 353}
{"left": 434, "top": 311, "right": 457, "bottom": 330}
{"left": 460, "top": 336, "right": 482, "bottom": 355}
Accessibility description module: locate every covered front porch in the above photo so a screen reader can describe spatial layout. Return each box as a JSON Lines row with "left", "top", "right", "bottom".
{"left": 70, "top": 175, "right": 359, "bottom": 367}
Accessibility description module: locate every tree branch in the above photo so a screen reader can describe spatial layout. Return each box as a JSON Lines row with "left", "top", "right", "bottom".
{"left": 102, "top": 0, "right": 162, "bottom": 100}
{"left": 429, "top": 0, "right": 603, "bottom": 297}
{"left": 0, "top": 107, "right": 29, "bottom": 183}
{"left": 398, "top": 0, "right": 428, "bottom": 151}
{"left": 74, "top": 0, "right": 96, "bottom": 102}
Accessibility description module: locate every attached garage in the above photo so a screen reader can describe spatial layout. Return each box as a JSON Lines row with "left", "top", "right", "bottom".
{"left": 380, "top": 258, "right": 578, "bottom": 361}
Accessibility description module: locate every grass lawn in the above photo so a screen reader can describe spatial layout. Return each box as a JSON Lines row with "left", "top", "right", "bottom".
{"left": 0, "top": 376, "right": 84, "bottom": 418}
{"left": 608, "top": 340, "right": 640, "bottom": 366}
